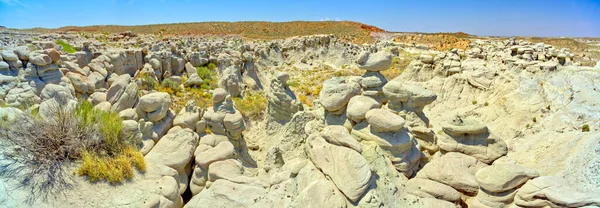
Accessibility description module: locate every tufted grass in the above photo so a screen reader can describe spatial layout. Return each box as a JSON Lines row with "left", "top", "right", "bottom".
{"left": 75, "top": 101, "right": 125, "bottom": 152}
{"left": 74, "top": 101, "right": 145, "bottom": 183}
{"left": 78, "top": 146, "right": 145, "bottom": 183}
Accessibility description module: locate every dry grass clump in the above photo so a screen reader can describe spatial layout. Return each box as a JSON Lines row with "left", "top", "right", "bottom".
{"left": 78, "top": 146, "right": 145, "bottom": 183}
{"left": 0, "top": 101, "right": 144, "bottom": 202}
{"left": 233, "top": 91, "right": 267, "bottom": 120}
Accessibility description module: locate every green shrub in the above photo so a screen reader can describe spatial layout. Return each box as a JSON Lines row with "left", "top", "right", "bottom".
{"left": 160, "top": 79, "right": 181, "bottom": 94}
{"left": 56, "top": 39, "right": 77, "bottom": 54}
{"left": 484, "top": 102, "right": 489, "bottom": 106}
{"left": 233, "top": 91, "right": 267, "bottom": 120}
{"left": 472, "top": 100, "right": 478, "bottom": 105}
{"left": 196, "top": 64, "right": 219, "bottom": 90}
{"left": 582, "top": 124, "right": 590, "bottom": 132}
{"left": 532, "top": 117, "right": 537, "bottom": 123}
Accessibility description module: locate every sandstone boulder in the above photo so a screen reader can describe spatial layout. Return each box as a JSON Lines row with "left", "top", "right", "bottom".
{"left": 365, "top": 109, "right": 405, "bottom": 133}
{"left": 137, "top": 92, "right": 171, "bottom": 122}
{"left": 346, "top": 95, "right": 380, "bottom": 123}
{"left": 357, "top": 51, "right": 393, "bottom": 72}
{"left": 318, "top": 77, "right": 361, "bottom": 114}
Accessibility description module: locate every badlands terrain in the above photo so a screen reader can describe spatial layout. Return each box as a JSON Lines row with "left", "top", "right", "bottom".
{"left": 0, "top": 21, "right": 599, "bottom": 208}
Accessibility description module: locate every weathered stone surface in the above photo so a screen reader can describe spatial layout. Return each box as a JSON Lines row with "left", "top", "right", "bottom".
{"left": 195, "top": 142, "right": 235, "bottom": 169}
{"left": 307, "top": 136, "right": 371, "bottom": 202}
{"left": 111, "top": 82, "right": 138, "bottom": 112}
{"left": 475, "top": 164, "right": 539, "bottom": 193}
{"left": 320, "top": 125, "right": 362, "bottom": 153}
{"left": 212, "top": 88, "right": 228, "bottom": 104}
{"left": 173, "top": 100, "right": 202, "bottom": 129}
{"left": 185, "top": 179, "right": 267, "bottom": 208}
{"left": 405, "top": 178, "right": 461, "bottom": 203}
{"left": 515, "top": 176, "right": 600, "bottom": 208}
{"left": 383, "top": 81, "right": 437, "bottom": 112}
{"left": 438, "top": 117, "right": 507, "bottom": 164}
{"left": 30, "top": 53, "right": 53, "bottom": 66}
{"left": 145, "top": 127, "right": 199, "bottom": 195}
{"left": 416, "top": 152, "right": 488, "bottom": 194}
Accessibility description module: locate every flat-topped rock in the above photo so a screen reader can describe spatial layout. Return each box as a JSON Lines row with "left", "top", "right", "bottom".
{"left": 383, "top": 81, "right": 437, "bottom": 112}
{"left": 438, "top": 117, "right": 508, "bottom": 164}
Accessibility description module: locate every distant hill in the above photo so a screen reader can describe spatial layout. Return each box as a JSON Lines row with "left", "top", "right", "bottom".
{"left": 32, "top": 21, "right": 384, "bottom": 44}
{"left": 393, "top": 32, "right": 474, "bottom": 51}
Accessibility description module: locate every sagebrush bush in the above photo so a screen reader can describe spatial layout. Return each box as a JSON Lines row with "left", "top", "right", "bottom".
{"left": 0, "top": 101, "right": 145, "bottom": 203}
{"left": 159, "top": 79, "right": 181, "bottom": 94}
{"left": 0, "top": 103, "right": 96, "bottom": 202}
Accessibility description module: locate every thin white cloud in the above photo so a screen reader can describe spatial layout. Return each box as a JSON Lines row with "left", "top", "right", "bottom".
{"left": 0, "top": 0, "right": 31, "bottom": 8}
{"left": 320, "top": 17, "right": 341, "bottom": 21}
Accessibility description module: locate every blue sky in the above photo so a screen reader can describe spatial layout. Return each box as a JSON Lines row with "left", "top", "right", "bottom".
{"left": 1, "top": 0, "right": 599, "bottom": 37}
